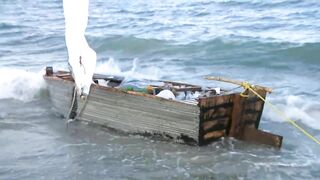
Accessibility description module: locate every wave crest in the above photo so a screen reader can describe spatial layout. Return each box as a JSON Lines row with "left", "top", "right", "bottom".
{"left": 0, "top": 68, "right": 46, "bottom": 101}
{"left": 265, "top": 95, "right": 320, "bottom": 130}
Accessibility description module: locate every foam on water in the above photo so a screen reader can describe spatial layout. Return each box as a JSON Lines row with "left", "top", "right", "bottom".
{"left": 95, "top": 57, "right": 160, "bottom": 80}
{"left": 95, "top": 58, "right": 122, "bottom": 75}
{"left": 85, "top": 0, "right": 320, "bottom": 44}
{"left": 0, "top": 57, "right": 160, "bottom": 102}
{"left": 0, "top": 68, "right": 46, "bottom": 101}
{"left": 264, "top": 95, "right": 320, "bottom": 130}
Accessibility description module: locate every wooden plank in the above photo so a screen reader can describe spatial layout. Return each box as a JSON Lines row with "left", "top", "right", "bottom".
{"left": 228, "top": 94, "right": 245, "bottom": 137}
{"left": 75, "top": 83, "right": 201, "bottom": 143}
{"left": 89, "top": 88, "right": 200, "bottom": 120}
{"left": 252, "top": 89, "right": 266, "bottom": 128}
{"left": 82, "top": 102, "right": 199, "bottom": 130}
{"left": 204, "top": 76, "right": 273, "bottom": 93}
{"left": 202, "top": 121, "right": 219, "bottom": 131}
{"left": 202, "top": 107, "right": 232, "bottom": 121}
{"left": 202, "top": 117, "right": 229, "bottom": 132}
{"left": 203, "top": 130, "right": 225, "bottom": 140}
{"left": 198, "top": 95, "right": 234, "bottom": 145}
{"left": 242, "top": 113, "right": 259, "bottom": 122}
{"left": 241, "top": 127, "right": 283, "bottom": 148}
{"left": 45, "top": 78, "right": 74, "bottom": 116}
{"left": 198, "top": 95, "right": 234, "bottom": 108}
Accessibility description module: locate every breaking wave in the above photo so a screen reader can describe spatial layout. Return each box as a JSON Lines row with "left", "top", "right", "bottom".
{"left": 264, "top": 95, "right": 320, "bottom": 131}
{"left": 95, "top": 57, "right": 161, "bottom": 80}
{"left": 0, "top": 68, "right": 46, "bottom": 101}
{"left": 0, "top": 58, "right": 160, "bottom": 102}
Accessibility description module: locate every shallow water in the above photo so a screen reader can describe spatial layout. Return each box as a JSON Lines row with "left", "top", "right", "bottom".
{"left": 0, "top": 0, "right": 320, "bottom": 179}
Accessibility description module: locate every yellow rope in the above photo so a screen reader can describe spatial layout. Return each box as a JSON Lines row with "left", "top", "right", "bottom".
{"left": 240, "top": 82, "right": 320, "bottom": 145}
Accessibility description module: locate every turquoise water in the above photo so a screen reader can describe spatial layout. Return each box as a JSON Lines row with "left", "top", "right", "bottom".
{"left": 0, "top": 0, "right": 320, "bottom": 179}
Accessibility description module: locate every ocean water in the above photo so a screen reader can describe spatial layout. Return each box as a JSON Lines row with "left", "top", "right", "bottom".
{"left": 1, "top": 0, "right": 320, "bottom": 179}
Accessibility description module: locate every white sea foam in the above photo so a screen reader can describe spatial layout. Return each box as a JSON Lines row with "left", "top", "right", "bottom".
{"left": 95, "top": 58, "right": 122, "bottom": 76}
{"left": 264, "top": 95, "right": 320, "bottom": 130}
{"left": 95, "top": 58, "right": 160, "bottom": 80}
{"left": 0, "top": 68, "right": 45, "bottom": 101}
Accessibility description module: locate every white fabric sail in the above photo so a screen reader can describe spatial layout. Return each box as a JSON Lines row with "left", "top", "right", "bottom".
{"left": 63, "top": 0, "right": 96, "bottom": 96}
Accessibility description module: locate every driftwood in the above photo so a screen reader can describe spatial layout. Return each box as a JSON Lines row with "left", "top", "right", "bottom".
{"left": 204, "top": 76, "right": 273, "bottom": 93}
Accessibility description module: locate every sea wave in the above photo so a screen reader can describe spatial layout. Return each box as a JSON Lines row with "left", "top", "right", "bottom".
{"left": 0, "top": 59, "right": 160, "bottom": 101}
{"left": 0, "top": 68, "right": 46, "bottom": 101}
{"left": 95, "top": 57, "right": 160, "bottom": 80}
{"left": 0, "top": 22, "right": 29, "bottom": 31}
{"left": 92, "top": 35, "right": 320, "bottom": 65}
{"left": 92, "top": 35, "right": 170, "bottom": 55}
{"left": 264, "top": 95, "right": 320, "bottom": 131}
{"left": 272, "top": 42, "right": 320, "bottom": 64}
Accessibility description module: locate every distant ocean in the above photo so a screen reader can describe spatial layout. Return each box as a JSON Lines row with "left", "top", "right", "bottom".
{"left": 0, "top": 0, "right": 319, "bottom": 179}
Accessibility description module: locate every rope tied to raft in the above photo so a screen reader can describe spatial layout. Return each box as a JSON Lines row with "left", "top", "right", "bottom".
{"left": 239, "top": 81, "right": 320, "bottom": 145}
{"left": 66, "top": 86, "right": 77, "bottom": 128}
{"left": 65, "top": 83, "right": 89, "bottom": 128}
{"left": 239, "top": 81, "right": 252, "bottom": 98}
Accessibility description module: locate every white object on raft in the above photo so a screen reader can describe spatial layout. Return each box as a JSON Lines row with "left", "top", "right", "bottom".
{"left": 213, "top": 87, "right": 220, "bottom": 95}
{"left": 156, "top": 90, "right": 176, "bottom": 100}
{"left": 63, "top": 0, "right": 96, "bottom": 96}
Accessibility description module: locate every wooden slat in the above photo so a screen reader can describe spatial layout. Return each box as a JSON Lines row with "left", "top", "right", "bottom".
{"left": 75, "top": 82, "right": 201, "bottom": 143}
{"left": 198, "top": 94, "right": 234, "bottom": 145}
{"left": 203, "top": 130, "right": 225, "bottom": 140}
{"left": 201, "top": 107, "right": 232, "bottom": 121}
{"left": 202, "top": 118, "right": 229, "bottom": 132}
{"left": 228, "top": 94, "right": 245, "bottom": 137}
{"left": 241, "top": 127, "right": 283, "bottom": 148}
{"left": 198, "top": 95, "right": 234, "bottom": 108}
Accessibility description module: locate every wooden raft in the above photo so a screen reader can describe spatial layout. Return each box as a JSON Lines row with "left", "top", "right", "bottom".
{"left": 44, "top": 67, "right": 283, "bottom": 148}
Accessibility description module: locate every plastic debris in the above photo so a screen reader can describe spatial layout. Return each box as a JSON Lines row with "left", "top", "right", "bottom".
{"left": 156, "top": 90, "right": 175, "bottom": 100}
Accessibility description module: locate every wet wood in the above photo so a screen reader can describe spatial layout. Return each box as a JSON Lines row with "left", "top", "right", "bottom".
{"left": 44, "top": 68, "right": 283, "bottom": 148}
{"left": 241, "top": 127, "right": 283, "bottom": 148}
{"left": 202, "top": 107, "right": 231, "bottom": 121}
{"left": 198, "top": 95, "right": 233, "bottom": 108}
{"left": 202, "top": 121, "right": 219, "bottom": 131}
{"left": 205, "top": 76, "right": 273, "bottom": 93}
{"left": 229, "top": 94, "right": 245, "bottom": 137}
{"left": 203, "top": 130, "right": 225, "bottom": 140}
